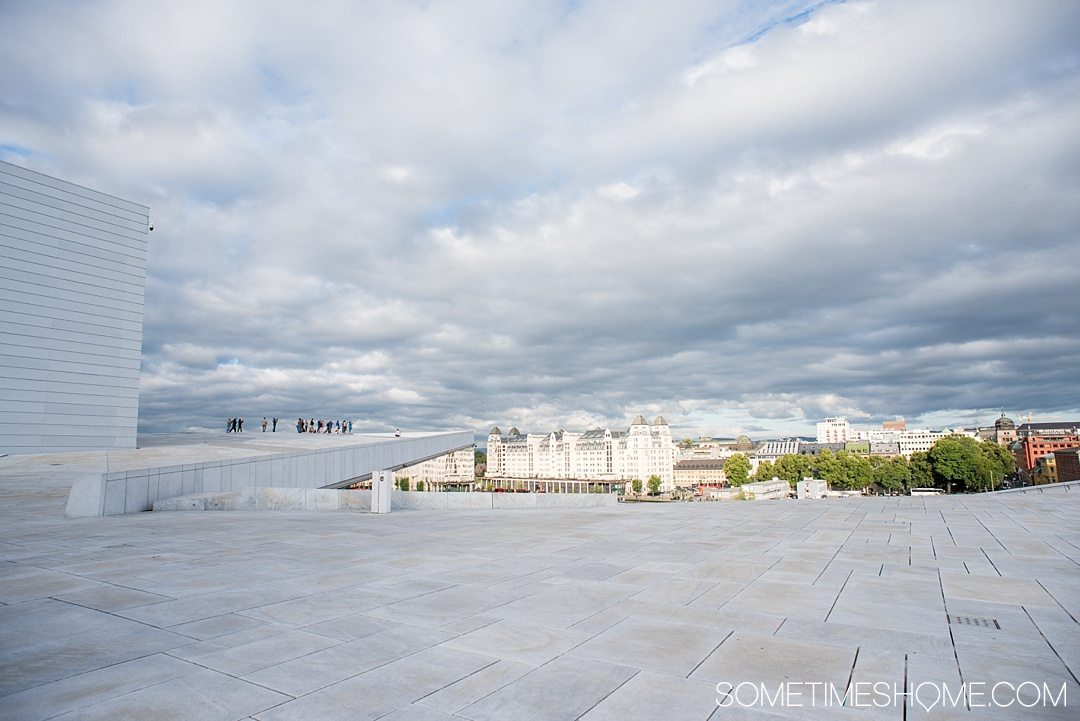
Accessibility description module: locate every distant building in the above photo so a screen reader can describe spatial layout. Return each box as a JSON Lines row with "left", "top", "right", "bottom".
{"left": 882, "top": 417, "right": 906, "bottom": 431}
{"left": 1055, "top": 448, "right": 1080, "bottom": 483}
{"left": 1016, "top": 421, "right": 1080, "bottom": 438}
{"left": 1013, "top": 434, "right": 1080, "bottom": 474}
{"left": 1031, "top": 453, "right": 1059, "bottom": 485}
{"left": 869, "top": 441, "right": 900, "bottom": 456}
{"left": 850, "top": 426, "right": 902, "bottom": 443}
{"left": 673, "top": 459, "right": 727, "bottom": 488}
{"left": 816, "top": 417, "right": 850, "bottom": 444}
{"left": 487, "top": 415, "right": 674, "bottom": 491}
{"left": 844, "top": 440, "right": 870, "bottom": 454}
{"left": 675, "top": 437, "right": 742, "bottom": 461}
{"left": 755, "top": 439, "right": 800, "bottom": 460}
{"left": 733, "top": 435, "right": 756, "bottom": 452}
{"left": 719, "top": 478, "right": 789, "bottom": 500}
{"left": 799, "top": 442, "right": 844, "bottom": 456}
{"left": 395, "top": 448, "right": 475, "bottom": 490}
{"left": 0, "top": 161, "right": 149, "bottom": 454}
{"left": 896, "top": 430, "right": 949, "bottom": 457}
{"left": 797, "top": 478, "right": 828, "bottom": 499}
{"left": 992, "top": 414, "right": 1018, "bottom": 446}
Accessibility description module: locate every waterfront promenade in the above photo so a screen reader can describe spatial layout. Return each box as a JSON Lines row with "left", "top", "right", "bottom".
{"left": 1, "top": 448, "right": 1077, "bottom": 719}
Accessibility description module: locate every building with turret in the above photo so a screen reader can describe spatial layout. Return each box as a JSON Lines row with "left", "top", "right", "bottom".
{"left": 486, "top": 415, "right": 674, "bottom": 491}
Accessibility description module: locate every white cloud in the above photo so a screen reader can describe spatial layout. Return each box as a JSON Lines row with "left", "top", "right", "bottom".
{"left": 2, "top": 0, "right": 1078, "bottom": 438}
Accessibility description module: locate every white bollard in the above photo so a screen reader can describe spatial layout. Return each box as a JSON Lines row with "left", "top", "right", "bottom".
{"left": 372, "top": 469, "right": 392, "bottom": 513}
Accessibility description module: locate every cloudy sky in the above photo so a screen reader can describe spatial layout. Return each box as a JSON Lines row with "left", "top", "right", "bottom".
{"left": 2, "top": 0, "right": 1078, "bottom": 440}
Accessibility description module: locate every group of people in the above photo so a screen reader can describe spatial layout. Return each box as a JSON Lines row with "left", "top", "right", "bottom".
{"left": 226, "top": 416, "right": 399, "bottom": 436}
{"left": 296, "top": 418, "right": 352, "bottom": 434}
{"left": 227, "top": 417, "right": 281, "bottom": 432}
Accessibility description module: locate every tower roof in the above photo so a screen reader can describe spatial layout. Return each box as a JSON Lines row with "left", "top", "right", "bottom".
{"left": 652, "top": 415, "right": 668, "bottom": 426}
{"left": 489, "top": 426, "right": 502, "bottom": 435}
{"left": 631, "top": 415, "right": 648, "bottom": 426}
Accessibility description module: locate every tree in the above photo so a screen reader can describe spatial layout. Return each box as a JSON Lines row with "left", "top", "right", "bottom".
{"left": 475, "top": 450, "right": 487, "bottom": 478}
{"left": 811, "top": 449, "right": 841, "bottom": 485}
{"left": 979, "top": 442, "right": 1014, "bottom": 489}
{"left": 753, "top": 460, "right": 775, "bottom": 482}
{"left": 416, "top": 480, "right": 426, "bottom": 492}
{"left": 723, "top": 454, "right": 751, "bottom": 486}
{"left": 647, "top": 475, "right": 661, "bottom": 495}
{"left": 910, "top": 451, "right": 933, "bottom": 488}
{"left": 872, "top": 456, "right": 911, "bottom": 493}
{"left": 632, "top": 479, "right": 643, "bottom": 495}
{"left": 812, "top": 449, "right": 872, "bottom": 490}
{"left": 843, "top": 453, "right": 874, "bottom": 491}
{"left": 927, "top": 436, "right": 1007, "bottom": 493}
{"left": 773, "top": 454, "right": 812, "bottom": 484}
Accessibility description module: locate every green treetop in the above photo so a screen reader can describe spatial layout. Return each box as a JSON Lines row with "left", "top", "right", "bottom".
{"left": 724, "top": 453, "right": 751, "bottom": 486}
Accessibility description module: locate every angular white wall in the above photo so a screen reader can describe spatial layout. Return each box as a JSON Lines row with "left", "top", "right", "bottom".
{"left": 0, "top": 161, "right": 148, "bottom": 454}
{"left": 66, "top": 431, "right": 476, "bottom": 516}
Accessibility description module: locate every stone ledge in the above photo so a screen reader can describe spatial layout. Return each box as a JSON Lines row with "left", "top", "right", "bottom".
{"left": 149, "top": 488, "right": 617, "bottom": 512}
{"left": 153, "top": 492, "right": 241, "bottom": 511}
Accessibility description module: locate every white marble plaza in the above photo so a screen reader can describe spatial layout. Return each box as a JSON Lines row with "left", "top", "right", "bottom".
{"left": 1, "top": 449, "right": 1077, "bottom": 720}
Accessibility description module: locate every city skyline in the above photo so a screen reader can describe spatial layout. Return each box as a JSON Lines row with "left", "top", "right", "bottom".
{"left": 480, "top": 408, "right": 1068, "bottom": 445}
{"left": 2, "top": 0, "right": 1078, "bottom": 439}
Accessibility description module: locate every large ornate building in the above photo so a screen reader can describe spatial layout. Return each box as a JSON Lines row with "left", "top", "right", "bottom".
{"left": 487, "top": 415, "right": 675, "bottom": 491}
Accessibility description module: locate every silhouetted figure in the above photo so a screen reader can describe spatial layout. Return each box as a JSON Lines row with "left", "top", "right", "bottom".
{"left": 272, "top": 417, "right": 278, "bottom": 432}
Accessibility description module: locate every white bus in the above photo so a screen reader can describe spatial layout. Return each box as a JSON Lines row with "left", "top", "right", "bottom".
{"left": 909, "top": 487, "right": 944, "bottom": 496}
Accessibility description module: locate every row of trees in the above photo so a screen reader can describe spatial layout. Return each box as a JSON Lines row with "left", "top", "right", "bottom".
{"left": 721, "top": 436, "right": 1013, "bottom": 493}
{"left": 631, "top": 475, "right": 663, "bottom": 495}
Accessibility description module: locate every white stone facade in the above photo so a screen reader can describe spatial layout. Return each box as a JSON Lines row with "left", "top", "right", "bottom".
{"left": 487, "top": 415, "right": 675, "bottom": 491}
{"left": 1, "top": 161, "right": 149, "bottom": 454}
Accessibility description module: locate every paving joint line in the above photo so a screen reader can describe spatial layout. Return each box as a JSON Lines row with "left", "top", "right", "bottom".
{"left": 575, "top": 669, "right": 641, "bottom": 720}
{"left": 686, "top": 629, "right": 734, "bottom": 679}
{"left": 935, "top": 568, "right": 968, "bottom": 711}
{"left": 1021, "top": 605, "right": 1080, "bottom": 686}
{"left": 823, "top": 569, "right": 853, "bottom": 623}
{"left": 841, "top": 646, "right": 860, "bottom": 707}
{"left": 980, "top": 548, "right": 1002, "bottom": 576}
{"left": 1034, "top": 579, "right": 1079, "bottom": 625}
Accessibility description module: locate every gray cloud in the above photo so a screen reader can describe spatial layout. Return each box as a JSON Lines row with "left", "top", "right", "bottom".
{"left": 2, "top": 0, "right": 1078, "bottom": 440}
